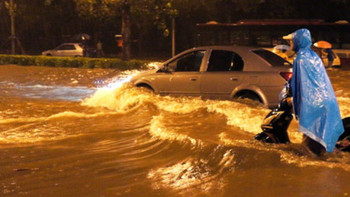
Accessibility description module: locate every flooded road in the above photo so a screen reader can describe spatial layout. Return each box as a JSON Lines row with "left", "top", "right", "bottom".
{"left": 1, "top": 64, "right": 350, "bottom": 197}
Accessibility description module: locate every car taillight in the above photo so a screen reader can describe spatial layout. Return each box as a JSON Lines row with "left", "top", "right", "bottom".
{"left": 280, "top": 72, "right": 293, "bottom": 81}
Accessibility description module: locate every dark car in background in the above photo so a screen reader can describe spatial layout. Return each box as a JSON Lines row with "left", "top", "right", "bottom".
{"left": 130, "top": 46, "right": 293, "bottom": 108}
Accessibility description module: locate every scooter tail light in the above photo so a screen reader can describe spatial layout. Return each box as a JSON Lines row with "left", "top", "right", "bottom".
{"left": 280, "top": 72, "right": 293, "bottom": 81}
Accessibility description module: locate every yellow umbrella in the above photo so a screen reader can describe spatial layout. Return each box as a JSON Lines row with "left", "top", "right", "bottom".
{"left": 313, "top": 41, "right": 332, "bottom": 49}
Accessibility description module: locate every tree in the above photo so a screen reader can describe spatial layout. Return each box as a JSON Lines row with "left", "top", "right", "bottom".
{"left": 2, "top": 0, "right": 350, "bottom": 56}
{"left": 121, "top": 0, "right": 130, "bottom": 60}
{"left": 5, "top": 0, "right": 17, "bottom": 54}
{"left": 74, "top": 0, "right": 178, "bottom": 59}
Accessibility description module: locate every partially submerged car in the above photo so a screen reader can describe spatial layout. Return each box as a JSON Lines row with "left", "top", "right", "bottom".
{"left": 130, "top": 46, "right": 293, "bottom": 108}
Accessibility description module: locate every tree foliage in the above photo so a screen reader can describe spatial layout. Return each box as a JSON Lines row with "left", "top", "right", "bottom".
{"left": 74, "top": 0, "right": 120, "bottom": 20}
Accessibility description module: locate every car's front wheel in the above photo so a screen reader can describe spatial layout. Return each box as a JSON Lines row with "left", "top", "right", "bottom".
{"left": 136, "top": 84, "right": 154, "bottom": 92}
{"left": 234, "top": 91, "right": 263, "bottom": 105}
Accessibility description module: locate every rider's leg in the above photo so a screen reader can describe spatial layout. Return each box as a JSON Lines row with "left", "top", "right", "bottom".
{"left": 302, "top": 135, "right": 326, "bottom": 156}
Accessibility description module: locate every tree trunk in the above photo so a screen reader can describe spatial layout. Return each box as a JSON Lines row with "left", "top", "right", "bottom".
{"left": 10, "top": 0, "right": 16, "bottom": 54}
{"left": 121, "top": 0, "right": 131, "bottom": 60}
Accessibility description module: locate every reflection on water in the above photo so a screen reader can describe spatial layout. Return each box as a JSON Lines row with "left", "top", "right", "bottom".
{"left": 1, "top": 65, "right": 350, "bottom": 196}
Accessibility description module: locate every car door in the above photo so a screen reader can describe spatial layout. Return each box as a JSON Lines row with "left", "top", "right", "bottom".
{"left": 54, "top": 44, "right": 76, "bottom": 56}
{"left": 200, "top": 49, "right": 245, "bottom": 99}
{"left": 155, "top": 50, "right": 206, "bottom": 97}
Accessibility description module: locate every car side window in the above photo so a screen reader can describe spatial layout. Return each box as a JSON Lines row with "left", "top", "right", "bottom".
{"left": 167, "top": 50, "right": 205, "bottom": 72}
{"left": 207, "top": 50, "right": 244, "bottom": 71}
{"left": 58, "top": 45, "right": 76, "bottom": 50}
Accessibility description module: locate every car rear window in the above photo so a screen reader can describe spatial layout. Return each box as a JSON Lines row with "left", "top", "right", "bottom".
{"left": 207, "top": 50, "right": 244, "bottom": 71}
{"left": 253, "top": 49, "right": 292, "bottom": 67}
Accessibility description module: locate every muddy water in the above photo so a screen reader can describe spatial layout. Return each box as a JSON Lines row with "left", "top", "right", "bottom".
{"left": 1, "top": 65, "right": 350, "bottom": 197}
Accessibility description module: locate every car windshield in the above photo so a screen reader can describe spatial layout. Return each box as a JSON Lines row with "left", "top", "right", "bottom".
{"left": 253, "top": 49, "right": 292, "bottom": 67}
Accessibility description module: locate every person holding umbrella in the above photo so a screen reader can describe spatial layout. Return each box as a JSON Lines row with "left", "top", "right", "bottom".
{"left": 283, "top": 28, "right": 344, "bottom": 155}
{"left": 323, "top": 48, "right": 336, "bottom": 67}
{"left": 314, "top": 41, "right": 335, "bottom": 67}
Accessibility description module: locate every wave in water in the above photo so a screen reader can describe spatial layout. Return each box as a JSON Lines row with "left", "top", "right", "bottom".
{"left": 81, "top": 72, "right": 350, "bottom": 172}
{"left": 3, "top": 66, "right": 350, "bottom": 173}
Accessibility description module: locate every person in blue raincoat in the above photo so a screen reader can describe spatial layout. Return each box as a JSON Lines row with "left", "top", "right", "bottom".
{"left": 284, "top": 28, "right": 344, "bottom": 155}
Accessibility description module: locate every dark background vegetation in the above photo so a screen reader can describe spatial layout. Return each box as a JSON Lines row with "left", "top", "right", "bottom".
{"left": 1, "top": 0, "right": 350, "bottom": 59}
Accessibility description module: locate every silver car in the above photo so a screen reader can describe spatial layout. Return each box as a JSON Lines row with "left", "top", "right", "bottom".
{"left": 42, "top": 43, "right": 83, "bottom": 57}
{"left": 131, "top": 46, "right": 293, "bottom": 108}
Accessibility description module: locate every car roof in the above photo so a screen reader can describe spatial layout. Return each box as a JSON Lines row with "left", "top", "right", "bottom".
{"left": 193, "top": 45, "right": 256, "bottom": 51}
{"left": 60, "top": 43, "right": 82, "bottom": 45}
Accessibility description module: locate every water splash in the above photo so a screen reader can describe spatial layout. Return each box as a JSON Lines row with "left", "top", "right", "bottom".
{"left": 93, "top": 62, "right": 162, "bottom": 90}
{"left": 97, "top": 70, "right": 139, "bottom": 90}
{"left": 6, "top": 83, "right": 95, "bottom": 101}
{"left": 82, "top": 62, "right": 162, "bottom": 110}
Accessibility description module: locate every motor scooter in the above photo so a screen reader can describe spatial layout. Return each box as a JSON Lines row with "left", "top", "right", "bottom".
{"left": 254, "top": 83, "right": 350, "bottom": 153}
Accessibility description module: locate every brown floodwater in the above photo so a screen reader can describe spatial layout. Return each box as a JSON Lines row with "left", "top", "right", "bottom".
{"left": 1, "top": 64, "right": 350, "bottom": 197}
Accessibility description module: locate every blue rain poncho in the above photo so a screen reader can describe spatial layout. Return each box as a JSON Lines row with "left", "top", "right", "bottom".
{"left": 289, "top": 28, "right": 344, "bottom": 152}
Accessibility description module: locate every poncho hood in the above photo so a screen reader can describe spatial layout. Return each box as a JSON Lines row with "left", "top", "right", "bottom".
{"left": 292, "top": 28, "right": 312, "bottom": 52}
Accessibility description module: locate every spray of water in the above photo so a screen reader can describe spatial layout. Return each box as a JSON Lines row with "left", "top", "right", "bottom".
{"left": 82, "top": 62, "right": 162, "bottom": 111}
